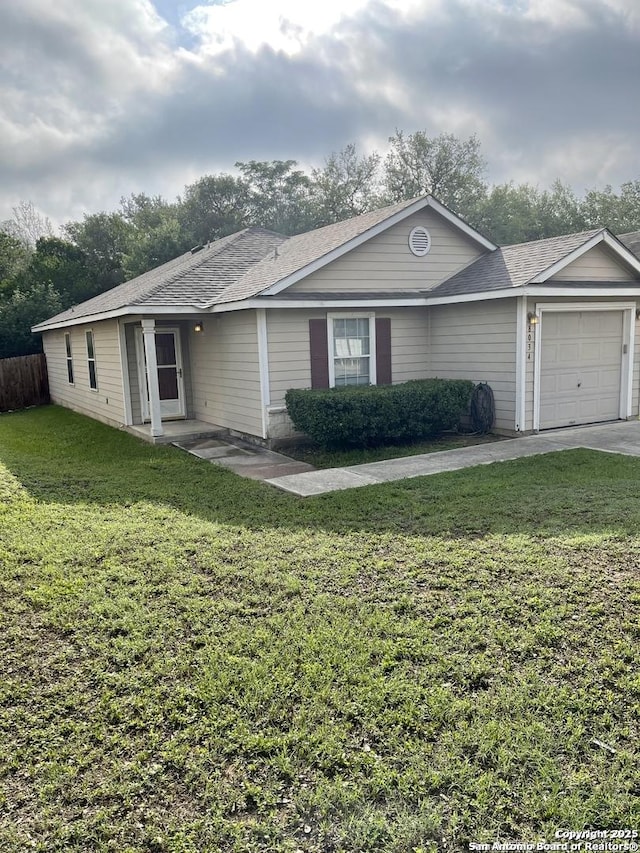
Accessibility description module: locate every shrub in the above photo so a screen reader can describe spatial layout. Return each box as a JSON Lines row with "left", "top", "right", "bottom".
{"left": 285, "top": 379, "right": 475, "bottom": 448}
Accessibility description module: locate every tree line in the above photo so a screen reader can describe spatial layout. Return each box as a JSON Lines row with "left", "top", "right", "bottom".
{"left": 2, "top": 130, "right": 640, "bottom": 359}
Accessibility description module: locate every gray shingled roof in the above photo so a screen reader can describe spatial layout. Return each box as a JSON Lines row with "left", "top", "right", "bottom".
{"left": 431, "top": 229, "right": 603, "bottom": 297}
{"left": 619, "top": 231, "right": 640, "bottom": 257}
{"left": 34, "top": 197, "right": 429, "bottom": 330}
{"left": 34, "top": 227, "right": 288, "bottom": 330}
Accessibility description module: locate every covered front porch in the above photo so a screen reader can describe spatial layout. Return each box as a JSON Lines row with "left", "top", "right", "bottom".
{"left": 122, "top": 316, "right": 208, "bottom": 441}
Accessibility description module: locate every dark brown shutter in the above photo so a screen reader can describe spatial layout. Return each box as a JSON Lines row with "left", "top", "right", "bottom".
{"left": 375, "top": 317, "right": 392, "bottom": 385}
{"left": 309, "top": 318, "right": 329, "bottom": 388}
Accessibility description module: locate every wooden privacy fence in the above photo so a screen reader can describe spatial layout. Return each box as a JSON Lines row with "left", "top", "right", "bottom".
{"left": 0, "top": 353, "right": 50, "bottom": 412}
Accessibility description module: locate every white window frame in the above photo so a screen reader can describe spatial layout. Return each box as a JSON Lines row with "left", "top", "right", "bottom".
{"left": 64, "top": 332, "right": 74, "bottom": 385}
{"left": 327, "top": 312, "right": 377, "bottom": 388}
{"left": 85, "top": 329, "right": 98, "bottom": 391}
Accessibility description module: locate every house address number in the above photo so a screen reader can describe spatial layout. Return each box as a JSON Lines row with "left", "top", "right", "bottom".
{"left": 527, "top": 324, "right": 535, "bottom": 360}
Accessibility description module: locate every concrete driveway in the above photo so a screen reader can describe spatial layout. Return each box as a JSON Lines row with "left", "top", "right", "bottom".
{"left": 265, "top": 420, "right": 640, "bottom": 496}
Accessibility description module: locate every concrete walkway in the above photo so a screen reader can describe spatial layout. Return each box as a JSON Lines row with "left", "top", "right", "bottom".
{"left": 175, "top": 422, "right": 640, "bottom": 497}
{"left": 265, "top": 420, "right": 640, "bottom": 496}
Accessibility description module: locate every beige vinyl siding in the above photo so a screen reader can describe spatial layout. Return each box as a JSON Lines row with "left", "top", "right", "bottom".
{"left": 43, "top": 319, "right": 125, "bottom": 427}
{"left": 125, "top": 323, "right": 142, "bottom": 424}
{"left": 428, "top": 299, "right": 518, "bottom": 433}
{"left": 190, "top": 309, "right": 263, "bottom": 437}
{"left": 525, "top": 296, "right": 640, "bottom": 430}
{"left": 266, "top": 307, "right": 430, "bottom": 409}
{"left": 289, "top": 209, "right": 485, "bottom": 293}
{"left": 551, "top": 245, "right": 636, "bottom": 281}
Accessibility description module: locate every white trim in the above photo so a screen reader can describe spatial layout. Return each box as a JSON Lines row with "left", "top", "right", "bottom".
{"left": 327, "top": 312, "right": 377, "bottom": 388}
{"left": 64, "top": 331, "right": 74, "bottom": 386}
{"left": 32, "top": 304, "right": 206, "bottom": 333}
{"left": 140, "top": 319, "right": 163, "bottom": 437}
{"left": 256, "top": 308, "right": 270, "bottom": 440}
{"left": 530, "top": 230, "right": 640, "bottom": 283}
{"left": 117, "top": 321, "right": 133, "bottom": 426}
{"left": 34, "top": 281, "right": 640, "bottom": 332}
{"left": 532, "top": 301, "right": 635, "bottom": 431}
{"left": 85, "top": 329, "right": 98, "bottom": 391}
{"left": 211, "top": 285, "right": 640, "bottom": 313}
{"left": 515, "top": 296, "right": 527, "bottom": 432}
{"left": 213, "top": 297, "right": 430, "bottom": 312}
{"left": 136, "top": 325, "right": 186, "bottom": 421}
{"left": 261, "top": 196, "right": 496, "bottom": 297}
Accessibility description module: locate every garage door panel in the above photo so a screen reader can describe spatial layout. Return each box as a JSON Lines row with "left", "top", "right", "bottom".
{"left": 539, "top": 310, "right": 623, "bottom": 429}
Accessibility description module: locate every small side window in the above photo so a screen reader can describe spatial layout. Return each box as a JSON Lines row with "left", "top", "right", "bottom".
{"left": 86, "top": 330, "right": 97, "bottom": 390}
{"left": 64, "top": 333, "right": 74, "bottom": 384}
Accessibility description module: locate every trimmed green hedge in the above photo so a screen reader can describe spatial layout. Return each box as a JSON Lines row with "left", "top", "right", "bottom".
{"left": 285, "top": 379, "right": 475, "bottom": 448}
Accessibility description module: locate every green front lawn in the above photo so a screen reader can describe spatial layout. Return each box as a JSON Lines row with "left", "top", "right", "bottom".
{"left": 0, "top": 406, "right": 638, "bottom": 852}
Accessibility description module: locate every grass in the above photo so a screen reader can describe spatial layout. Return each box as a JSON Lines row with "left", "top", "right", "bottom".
{"left": 0, "top": 405, "right": 639, "bottom": 852}
{"left": 281, "top": 433, "right": 502, "bottom": 469}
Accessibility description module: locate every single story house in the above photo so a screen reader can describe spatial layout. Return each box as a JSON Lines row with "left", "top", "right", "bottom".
{"left": 33, "top": 196, "right": 640, "bottom": 444}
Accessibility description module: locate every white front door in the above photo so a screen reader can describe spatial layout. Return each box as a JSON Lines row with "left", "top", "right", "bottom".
{"left": 137, "top": 327, "right": 186, "bottom": 420}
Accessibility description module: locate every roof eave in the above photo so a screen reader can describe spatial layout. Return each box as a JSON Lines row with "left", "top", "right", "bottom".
{"left": 32, "top": 303, "right": 208, "bottom": 333}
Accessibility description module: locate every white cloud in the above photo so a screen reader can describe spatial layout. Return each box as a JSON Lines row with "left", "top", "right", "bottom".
{"left": 182, "top": 0, "right": 374, "bottom": 55}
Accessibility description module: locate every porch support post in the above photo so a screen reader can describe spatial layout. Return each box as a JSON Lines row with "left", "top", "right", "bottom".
{"left": 141, "top": 318, "right": 163, "bottom": 438}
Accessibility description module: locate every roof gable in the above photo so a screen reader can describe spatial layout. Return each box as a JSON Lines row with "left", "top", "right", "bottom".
{"left": 431, "top": 228, "right": 640, "bottom": 299}
{"left": 213, "top": 196, "right": 496, "bottom": 305}
{"left": 530, "top": 230, "right": 640, "bottom": 283}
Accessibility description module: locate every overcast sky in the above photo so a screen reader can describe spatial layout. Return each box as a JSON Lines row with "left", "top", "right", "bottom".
{"left": 1, "top": 0, "right": 639, "bottom": 228}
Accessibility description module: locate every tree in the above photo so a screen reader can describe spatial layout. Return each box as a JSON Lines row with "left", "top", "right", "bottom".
{"left": 0, "top": 231, "right": 31, "bottom": 297}
{"left": 581, "top": 181, "right": 640, "bottom": 233}
{"left": 180, "top": 174, "right": 251, "bottom": 246}
{"left": 311, "top": 144, "right": 381, "bottom": 225}
{"left": 472, "top": 180, "right": 586, "bottom": 245}
{"left": 0, "top": 282, "right": 62, "bottom": 359}
{"left": 119, "top": 193, "right": 191, "bottom": 278}
{"left": 22, "top": 237, "right": 93, "bottom": 305}
{"left": 63, "top": 212, "right": 131, "bottom": 292}
{"left": 1, "top": 201, "right": 53, "bottom": 248}
{"left": 383, "top": 131, "right": 487, "bottom": 216}
{"left": 236, "top": 160, "right": 315, "bottom": 234}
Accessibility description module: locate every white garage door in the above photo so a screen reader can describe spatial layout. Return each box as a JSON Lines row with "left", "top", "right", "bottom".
{"left": 539, "top": 310, "right": 623, "bottom": 429}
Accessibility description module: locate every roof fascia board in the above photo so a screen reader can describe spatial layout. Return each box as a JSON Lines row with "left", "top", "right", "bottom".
{"left": 426, "top": 196, "right": 496, "bottom": 251}
{"left": 260, "top": 196, "right": 496, "bottom": 298}
{"left": 212, "top": 297, "right": 431, "bottom": 312}
{"left": 32, "top": 303, "right": 205, "bottom": 333}
{"left": 529, "top": 232, "right": 604, "bottom": 282}
{"left": 530, "top": 230, "right": 640, "bottom": 283}
{"left": 423, "top": 284, "right": 640, "bottom": 307}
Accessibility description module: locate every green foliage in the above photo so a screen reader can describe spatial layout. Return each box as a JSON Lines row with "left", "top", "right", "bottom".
{"left": 236, "top": 159, "right": 316, "bottom": 234}
{"left": 383, "top": 130, "right": 487, "bottom": 214}
{"left": 581, "top": 180, "right": 640, "bottom": 233}
{"left": 285, "top": 379, "right": 475, "bottom": 448}
{"left": 472, "top": 180, "right": 587, "bottom": 244}
{"left": 180, "top": 173, "right": 251, "bottom": 245}
{"left": 62, "top": 211, "right": 130, "bottom": 292}
{"left": 119, "top": 193, "right": 191, "bottom": 278}
{"left": 0, "top": 281, "right": 62, "bottom": 358}
{"left": 0, "top": 231, "right": 31, "bottom": 295}
{"left": 311, "top": 144, "right": 382, "bottom": 225}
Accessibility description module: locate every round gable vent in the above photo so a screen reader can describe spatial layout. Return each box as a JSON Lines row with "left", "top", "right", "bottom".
{"left": 409, "top": 226, "right": 431, "bottom": 256}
